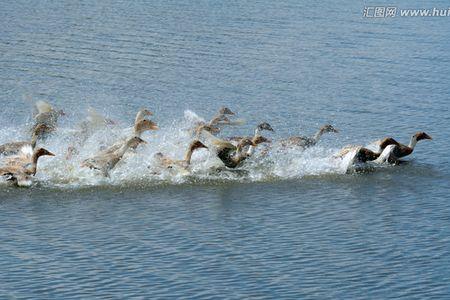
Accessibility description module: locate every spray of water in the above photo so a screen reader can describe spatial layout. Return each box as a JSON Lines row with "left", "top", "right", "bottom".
{"left": 0, "top": 109, "right": 378, "bottom": 189}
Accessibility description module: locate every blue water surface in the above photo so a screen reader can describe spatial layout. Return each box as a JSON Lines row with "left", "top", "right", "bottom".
{"left": 1, "top": 0, "right": 450, "bottom": 298}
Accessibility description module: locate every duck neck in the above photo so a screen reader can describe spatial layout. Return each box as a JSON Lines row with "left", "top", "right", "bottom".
{"left": 234, "top": 151, "right": 248, "bottom": 165}
{"left": 247, "top": 128, "right": 261, "bottom": 155}
{"left": 408, "top": 135, "right": 418, "bottom": 149}
{"left": 135, "top": 112, "right": 144, "bottom": 126}
{"left": 133, "top": 127, "right": 142, "bottom": 138}
{"left": 118, "top": 142, "right": 132, "bottom": 157}
{"left": 312, "top": 128, "right": 325, "bottom": 143}
{"left": 183, "top": 145, "right": 196, "bottom": 165}
{"left": 29, "top": 152, "right": 41, "bottom": 175}
{"left": 30, "top": 132, "right": 39, "bottom": 149}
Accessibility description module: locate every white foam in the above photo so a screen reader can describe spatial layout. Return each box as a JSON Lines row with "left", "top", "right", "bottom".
{"left": 0, "top": 110, "right": 384, "bottom": 188}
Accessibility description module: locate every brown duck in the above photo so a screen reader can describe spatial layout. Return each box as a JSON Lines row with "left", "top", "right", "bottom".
{"left": 81, "top": 136, "right": 147, "bottom": 177}
{"left": 0, "top": 124, "right": 50, "bottom": 156}
{"left": 154, "top": 140, "right": 208, "bottom": 170}
{"left": 375, "top": 131, "right": 432, "bottom": 158}
{"left": 280, "top": 124, "right": 339, "bottom": 148}
{"left": 0, "top": 148, "right": 55, "bottom": 186}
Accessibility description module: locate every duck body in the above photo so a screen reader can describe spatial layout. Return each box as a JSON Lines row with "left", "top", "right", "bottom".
{"left": 32, "top": 101, "right": 64, "bottom": 136}
{"left": 0, "top": 166, "right": 32, "bottom": 187}
{"left": 193, "top": 107, "right": 241, "bottom": 138}
{"left": 215, "top": 136, "right": 269, "bottom": 169}
{"left": 155, "top": 140, "right": 208, "bottom": 172}
{"left": 0, "top": 148, "right": 55, "bottom": 186}
{"left": 217, "top": 146, "right": 242, "bottom": 168}
{"left": 101, "top": 119, "right": 158, "bottom": 155}
{"left": 82, "top": 136, "right": 146, "bottom": 177}
{"left": 373, "top": 132, "right": 432, "bottom": 158}
{"left": 0, "top": 142, "right": 32, "bottom": 157}
{"left": 280, "top": 124, "right": 338, "bottom": 148}
{"left": 280, "top": 136, "right": 315, "bottom": 148}
{"left": 0, "top": 124, "right": 50, "bottom": 157}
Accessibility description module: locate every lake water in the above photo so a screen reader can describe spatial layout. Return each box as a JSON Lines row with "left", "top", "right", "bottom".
{"left": 1, "top": 0, "right": 450, "bottom": 298}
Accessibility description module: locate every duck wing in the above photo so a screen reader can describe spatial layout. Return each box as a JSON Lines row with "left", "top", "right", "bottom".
{"left": 281, "top": 136, "right": 313, "bottom": 147}
{"left": 0, "top": 142, "right": 31, "bottom": 156}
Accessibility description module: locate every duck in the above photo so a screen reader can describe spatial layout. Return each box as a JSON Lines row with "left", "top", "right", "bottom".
{"left": 0, "top": 148, "right": 55, "bottom": 186}
{"left": 333, "top": 145, "right": 383, "bottom": 174}
{"left": 372, "top": 144, "right": 399, "bottom": 164}
{"left": 134, "top": 108, "right": 153, "bottom": 125}
{"left": 370, "top": 132, "right": 432, "bottom": 158}
{"left": 101, "top": 119, "right": 158, "bottom": 154}
{"left": 193, "top": 107, "right": 244, "bottom": 138}
{"left": 336, "top": 145, "right": 380, "bottom": 164}
{"left": 194, "top": 123, "right": 221, "bottom": 138}
{"left": 32, "top": 100, "right": 65, "bottom": 135}
{"left": 154, "top": 140, "right": 208, "bottom": 171}
{"left": 230, "top": 122, "right": 275, "bottom": 157}
{"left": 214, "top": 135, "right": 270, "bottom": 168}
{"left": 280, "top": 124, "right": 339, "bottom": 148}
{"left": 78, "top": 107, "right": 116, "bottom": 135}
{"left": 65, "top": 108, "right": 118, "bottom": 160}
{"left": 0, "top": 124, "right": 50, "bottom": 157}
{"left": 208, "top": 107, "right": 235, "bottom": 126}
{"left": 228, "top": 122, "right": 274, "bottom": 145}
{"left": 81, "top": 136, "right": 147, "bottom": 177}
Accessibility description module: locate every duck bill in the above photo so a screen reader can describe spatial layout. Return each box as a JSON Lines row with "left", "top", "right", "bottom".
{"left": 47, "top": 152, "right": 56, "bottom": 157}
{"left": 424, "top": 133, "right": 432, "bottom": 140}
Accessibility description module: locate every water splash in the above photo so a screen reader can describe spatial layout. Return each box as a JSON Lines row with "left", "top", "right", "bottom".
{"left": 0, "top": 109, "right": 382, "bottom": 189}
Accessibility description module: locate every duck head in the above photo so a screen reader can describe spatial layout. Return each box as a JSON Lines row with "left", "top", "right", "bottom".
{"left": 35, "top": 148, "right": 56, "bottom": 158}
{"left": 135, "top": 108, "right": 154, "bottom": 124}
{"left": 136, "top": 119, "right": 159, "bottom": 132}
{"left": 257, "top": 122, "right": 274, "bottom": 132}
{"left": 139, "top": 108, "right": 153, "bottom": 117}
{"left": 191, "top": 140, "right": 208, "bottom": 150}
{"left": 202, "top": 124, "right": 221, "bottom": 134}
{"left": 321, "top": 124, "right": 339, "bottom": 133}
{"left": 33, "top": 123, "right": 52, "bottom": 136}
{"left": 414, "top": 131, "right": 432, "bottom": 141}
{"left": 218, "top": 107, "right": 235, "bottom": 115}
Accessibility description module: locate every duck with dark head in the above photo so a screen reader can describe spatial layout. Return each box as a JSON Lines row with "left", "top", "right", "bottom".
{"left": 376, "top": 131, "right": 432, "bottom": 158}
{"left": 215, "top": 135, "right": 270, "bottom": 169}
